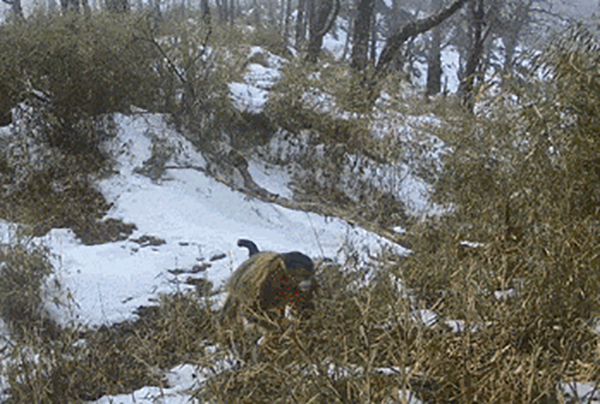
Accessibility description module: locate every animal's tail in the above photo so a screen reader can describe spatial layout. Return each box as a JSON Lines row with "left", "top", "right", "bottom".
{"left": 237, "top": 239, "right": 260, "bottom": 256}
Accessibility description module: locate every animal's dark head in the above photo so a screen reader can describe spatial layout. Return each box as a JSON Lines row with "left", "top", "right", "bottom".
{"left": 281, "top": 252, "right": 314, "bottom": 272}
{"left": 282, "top": 252, "right": 315, "bottom": 292}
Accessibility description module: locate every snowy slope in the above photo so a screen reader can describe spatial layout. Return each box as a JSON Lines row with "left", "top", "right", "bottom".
{"left": 32, "top": 113, "right": 404, "bottom": 326}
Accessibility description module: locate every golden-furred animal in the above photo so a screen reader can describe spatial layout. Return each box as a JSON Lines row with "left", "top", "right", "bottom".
{"left": 221, "top": 239, "right": 317, "bottom": 327}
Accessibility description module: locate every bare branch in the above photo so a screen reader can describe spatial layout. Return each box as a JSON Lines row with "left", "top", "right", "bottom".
{"left": 315, "top": 0, "right": 340, "bottom": 38}
{"left": 376, "top": 0, "right": 469, "bottom": 74}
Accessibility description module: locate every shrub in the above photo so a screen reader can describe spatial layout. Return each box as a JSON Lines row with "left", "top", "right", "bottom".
{"left": 398, "top": 25, "right": 600, "bottom": 402}
{"left": 0, "top": 244, "right": 57, "bottom": 341}
{"left": 5, "top": 290, "right": 214, "bottom": 403}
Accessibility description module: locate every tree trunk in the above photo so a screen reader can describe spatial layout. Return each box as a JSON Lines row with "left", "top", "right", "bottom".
{"left": 7, "top": 0, "right": 24, "bottom": 19}
{"left": 215, "top": 0, "right": 223, "bottom": 20}
{"left": 106, "top": 0, "right": 129, "bottom": 13}
{"left": 376, "top": 0, "right": 468, "bottom": 74}
{"left": 306, "top": 0, "right": 340, "bottom": 62}
{"left": 81, "top": 0, "right": 90, "bottom": 15}
{"left": 200, "top": 0, "right": 210, "bottom": 23}
{"left": 223, "top": 0, "right": 229, "bottom": 22}
{"left": 459, "top": 0, "right": 486, "bottom": 111}
{"left": 369, "top": 9, "right": 377, "bottom": 64}
{"left": 296, "top": 0, "right": 307, "bottom": 47}
{"left": 216, "top": 0, "right": 229, "bottom": 21}
{"left": 228, "top": 0, "right": 235, "bottom": 23}
{"left": 426, "top": 0, "right": 443, "bottom": 96}
{"left": 283, "top": 0, "right": 292, "bottom": 40}
{"left": 61, "top": 0, "right": 80, "bottom": 13}
{"left": 0, "top": 82, "right": 17, "bottom": 127}
{"left": 152, "top": 0, "right": 161, "bottom": 24}
{"left": 351, "top": 0, "right": 376, "bottom": 70}
{"left": 500, "top": 1, "right": 532, "bottom": 85}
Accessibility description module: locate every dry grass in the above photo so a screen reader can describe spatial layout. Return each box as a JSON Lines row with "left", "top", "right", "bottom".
{"left": 1, "top": 232, "right": 599, "bottom": 403}
{"left": 4, "top": 290, "right": 214, "bottom": 403}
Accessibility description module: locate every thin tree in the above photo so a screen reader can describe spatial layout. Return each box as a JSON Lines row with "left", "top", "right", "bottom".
{"left": 200, "top": 0, "right": 210, "bottom": 24}
{"left": 426, "top": 0, "right": 444, "bottom": 96}
{"left": 305, "top": 0, "right": 340, "bottom": 62}
{"left": 1, "top": 0, "right": 24, "bottom": 19}
{"left": 351, "top": 0, "right": 376, "bottom": 70}
{"left": 497, "top": 0, "right": 535, "bottom": 81}
{"left": 61, "top": 0, "right": 80, "bottom": 13}
{"left": 458, "top": 0, "right": 486, "bottom": 111}
{"left": 296, "top": 0, "right": 307, "bottom": 47}
{"left": 106, "top": 0, "right": 129, "bottom": 13}
{"left": 283, "top": 0, "right": 293, "bottom": 40}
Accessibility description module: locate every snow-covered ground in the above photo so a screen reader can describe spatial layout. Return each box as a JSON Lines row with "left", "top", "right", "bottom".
{"left": 29, "top": 113, "right": 405, "bottom": 327}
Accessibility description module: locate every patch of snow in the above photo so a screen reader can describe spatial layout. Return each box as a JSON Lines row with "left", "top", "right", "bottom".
{"left": 246, "top": 159, "right": 293, "bottom": 199}
{"left": 441, "top": 46, "right": 461, "bottom": 93}
{"left": 445, "top": 319, "right": 466, "bottom": 333}
{"left": 322, "top": 18, "right": 349, "bottom": 59}
{"left": 559, "top": 381, "right": 600, "bottom": 403}
{"left": 322, "top": 33, "right": 347, "bottom": 60}
{"left": 444, "top": 320, "right": 482, "bottom": 333}
{"left": 494, "top": 289, "right": 517, "bottom": 301}
{"left": 393, "top": 226, "right": 405, "bottom": 234}
{"left": 229, "top": 82, "right": 269, "bottom": 113}
{"left": 229, "top": 47, "right": 285, "bottom": 113}
{"left": 411, "top": 309, "right": 438, "bottom": 327}
{"left": 458, "top": 240, "right": 486, "bottom": 248}
{"left": 90, "top": 364, "right": 199, "bottom": 404}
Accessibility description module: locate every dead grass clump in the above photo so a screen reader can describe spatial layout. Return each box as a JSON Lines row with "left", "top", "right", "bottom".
{"left": 398, "top": 214, "right": 600, "bottom": 402}
{"left": 5, "top": 290, "right": 214, "bottom": 403}
{"left": 0, "top": 244, "right": 58, "bottom": 341}
{"left": 395, "top": 26, "right": 600, "bottom": 402}
{"left": 198, "top": 259, "right": 436, "bottom": 403}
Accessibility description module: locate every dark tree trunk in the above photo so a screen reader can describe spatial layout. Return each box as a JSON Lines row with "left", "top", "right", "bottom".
{"left": 426, "top": 0, "right": 443, "bottom": 96}
{"left": 0, "top": 83, "right": 17, "bottom": 127}
{"left": 216, "top": 0, "right": 230, "bottom": 21}
{"left": 351, "top": 0, "right": 376, "bottom": 70}
{"left": 200, "top": 0, "right": 210, "bottom": 23}
{"left": 9, "top": 0, "right": 24, "bottom": 19}
{"left": 296, "top": 0, "right": 307, "bottom": 47}
{"left": 251, "top": 0, "right": 260, "bottom": 25}
{"left": 106, "top": 0, "right": 129, "bottom": 13}
{"left": 306, "top": 0, "right": 340, "bottom": 62}
{"left": 369, "top": 10, "right": 377, "bottom": 64}
{"left": 81, "top": 0, "right": 90, "bottom": 16}
{"left": 459, "top": 0, "right": 486, "bottom": 111}
{"left": 215, "top": 0, "right": 223, "bottom": 20}
{"left": 500, "top": 1, "right": 532, "bottom": 84}
{"left": 283, "top": 0, "right": 292, "bottom": 40}
{"left": 151, "top": 0, "right": 161, "bottom": 24}
{"left": 376, "top": 0, "right": 468, "bottom": 74}
{"left": 61, "top": 0, "right": 80, "bottom": 13}
{"left": 228, "top": 0, "right": 235, "bottom": 23}
{"left": 223, "top": 0, "right": 229, "bottom": 22}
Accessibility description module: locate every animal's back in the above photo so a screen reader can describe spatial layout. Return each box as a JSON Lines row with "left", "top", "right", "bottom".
{"left": 222, "top": 252, "right": 286, "bottom": 320}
